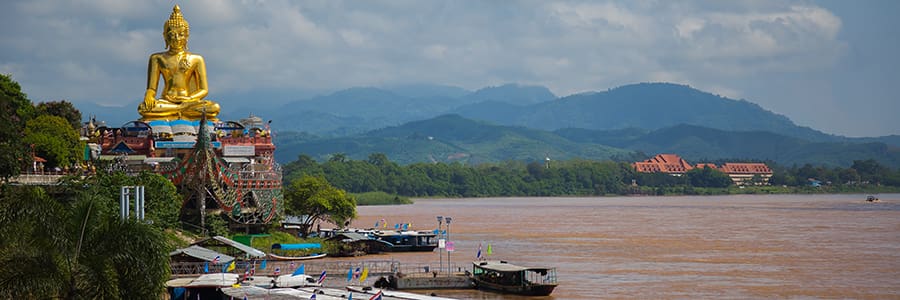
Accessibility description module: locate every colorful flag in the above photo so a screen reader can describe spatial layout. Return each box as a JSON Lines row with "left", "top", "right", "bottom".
{"left": 317, "top": 270, "right": 327, "bottom": 284}
{"left": 204, "top": 262, "right": 209, "bottom": 273}
{"left": 273, "top": 267, "right": 281, "bottom": 276}
{"left": 260, "top": 260, "right": 267, "bottom": 270}
{"left": 381, "top": 219, "right": 386, "bottom": 228}
{"left": 476, "top": 243, "right": 482, "bottom": 259}
{"left": 368, "top": 290, "right": 383, "bottom": 300}
{"left": 226, "top": 261, "right": 236, "bottom": 272}
{"left": 446, "top": 241, "right": 455, "bottom": 252}
{"left": 309, "top": 293, "right": 316, "bottom": 300}
{"left": 347, "top": 267, "right": 353, "bottom": 282}
{"left": 359, "top": 267, "right": 369, "bottom": 282}
{"left": 353, "top": 267, "right": 361, "bottom": 279}
{"left": 348, "top": 292, "right": 353, "bottom": 300}
{"left": 292, "top": 264, "right": 305, "bottom": 276}
{"left": 487, "top": 243, "right": 493, "bottom": 255}
{"left": 212, "top": 255, "right": 220, "bottom": 264}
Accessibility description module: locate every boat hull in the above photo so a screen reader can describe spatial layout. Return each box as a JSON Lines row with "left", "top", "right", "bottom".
{"left": 473, "top": 279, "right": 557, "bottom": 296}
{"left": 266, "top": 253, "right": 327, "bottom": 260}
{"left": 382, "top": 245, "right": 438, "bottom": 252}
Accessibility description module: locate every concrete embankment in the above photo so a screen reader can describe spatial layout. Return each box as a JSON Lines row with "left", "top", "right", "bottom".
{"left": 380, "top": 273, "right": 472, "bottom": 289}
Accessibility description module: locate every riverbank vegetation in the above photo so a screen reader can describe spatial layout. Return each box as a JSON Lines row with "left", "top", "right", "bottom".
{"left": 353, "top": 191, "right": 413, "bottom": 205}
{"left": 283, "top": 154, "right": 900, "bottom": 198}
{"left": 0, "top": 172, "right": 177, "bottom": 299}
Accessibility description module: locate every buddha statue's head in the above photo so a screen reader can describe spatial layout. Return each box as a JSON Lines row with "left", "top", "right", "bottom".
{"left": 163, "top": 5, "right": 190, "bottom": 51}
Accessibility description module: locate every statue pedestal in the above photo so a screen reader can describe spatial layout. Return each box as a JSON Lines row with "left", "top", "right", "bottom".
{"left": 147, "top": 119, "right": 215, "bottom": 143}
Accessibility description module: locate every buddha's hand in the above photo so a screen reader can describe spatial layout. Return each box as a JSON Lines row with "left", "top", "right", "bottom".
{"left": 173, "top": 95, "right": 194, "bottom": 103}
{"left": 141, "top": 95, "right": 156, "bottom": 110}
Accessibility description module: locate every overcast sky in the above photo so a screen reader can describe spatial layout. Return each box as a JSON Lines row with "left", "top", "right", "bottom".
{"left": 1, "top": 0, "right": 897, "bottom": 137}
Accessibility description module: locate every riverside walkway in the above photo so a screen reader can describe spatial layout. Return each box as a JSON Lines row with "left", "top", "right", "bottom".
{"left": 171, "top": 259, "right": 472, "bottom": 289}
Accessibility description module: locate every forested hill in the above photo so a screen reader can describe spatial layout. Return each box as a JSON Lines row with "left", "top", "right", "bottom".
{"left": 274, "top": 115, "right": 900, "bottom": 168}
{"left": 454, "top": 83, "right": 835, "bottom": 142}
{"left": 555, "top": 124, "right": 900, "bottom": 168}
{"left": 274, "top": 114, "right": 634, "bottom": 165}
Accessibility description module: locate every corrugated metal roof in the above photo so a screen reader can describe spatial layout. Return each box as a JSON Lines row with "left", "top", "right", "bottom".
{"left": 473, "top": 261, "right": 552, "bottom": 272}
{"left": 212, "top": 235, "right": 267, "bottom": 258}
{"left": 169, "top": 245, "right": 235, "bottom": 262}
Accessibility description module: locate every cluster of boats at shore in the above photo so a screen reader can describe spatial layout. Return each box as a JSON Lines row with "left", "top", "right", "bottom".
{"left": 168, "top": 228, "right": 558, "bottom": 299}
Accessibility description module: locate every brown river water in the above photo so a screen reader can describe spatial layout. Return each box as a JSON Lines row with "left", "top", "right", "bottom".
{"left": 336, "top": 194, "right": 900, "bottom": 299}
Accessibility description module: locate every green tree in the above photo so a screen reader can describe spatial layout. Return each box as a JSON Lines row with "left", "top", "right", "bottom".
{"left": 284, "top": 175, "right": 357, "bottom": 237}
{"left": 0, "top": 185, "right": 170, "bottom": 299}
{"left": 329, "top": 153, "right": 348, "bottom": 163}
{"left": 282, "top": 154, "right": 323, "bottom": 184}
{"left": 0, "top": 74, "right": 35, "bottom": 181}
{"left": 686, "top": 166, "right": 733, "bottom": 188}
{"left": 36, "top": 100, "right": 82, "bottom": 130}
{"left": 24, "top": 115, "right": 83, "bottom": 169}
{"left": 851, "top": 159, "right": 890, "bottom": 185}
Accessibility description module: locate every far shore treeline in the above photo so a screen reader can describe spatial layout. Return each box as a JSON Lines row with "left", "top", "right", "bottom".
{"left": 284, "top": 153, "right": 900, "bottom": 198}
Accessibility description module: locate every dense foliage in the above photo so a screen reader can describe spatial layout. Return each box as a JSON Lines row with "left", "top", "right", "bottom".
{"left": 24, "top": 115, "right": 84, "bottom": 169}
{"left": 36, "top": 100, "right": 82, "bottom": 130}
{"left": 284, "top": 175, "right": 357, "bottom": 236}
{"left": 285, "top": 154, "right": 637, "bottom": 197}
{"left": 0, "top": 74, "right": 35, "bottom": 181}
{"left": 283, "top": 154, "right": 900, "bottom": 197}
{"left": 0, "top": 172, "right": 176, "bottom": 299}
{"left": 1, "top": 75, "right": 86, "bottom": 177}
{"left": 769, "top": 159, "right": 900, "bottom": 187}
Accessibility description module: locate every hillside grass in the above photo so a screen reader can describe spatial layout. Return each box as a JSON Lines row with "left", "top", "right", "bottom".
{"left": 233, "top": 231, "right": 334, "bottom": 257}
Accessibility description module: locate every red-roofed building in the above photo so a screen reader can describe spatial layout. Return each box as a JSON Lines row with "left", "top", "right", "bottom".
{"left": 694, "top": 163, "right": 718, "bottom": 169}
{"left": 633, "top": 154, "right": 694, "bottom": 176}
{"left": 719, "top": 163, "right": 773, "bottom": 185}
{"left": 634, "top": 154, "right": 773, "bottom": 185}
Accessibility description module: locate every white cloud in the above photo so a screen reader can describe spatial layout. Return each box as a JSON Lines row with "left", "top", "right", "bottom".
{"left": 3, "top": 0, "right": 897, "bottom": 135}
{"left": 422, "top": 44, "right": 448, "bottom": 60}
{"left": 339, "top": 29, "right": 370, "bottom": 48}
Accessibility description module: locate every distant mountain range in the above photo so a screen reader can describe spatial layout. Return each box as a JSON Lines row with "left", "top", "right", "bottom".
{"left": 556, "top": 124, "right": 900, "bottom": 168}
{"left": 274, "top": 114, "right": 900, "bottom": 168}
{"left": 274, "top": 114, "right": 633, "bottom": 164}
{"left": 76, "top": 82, "right": 899, "bottom": 167}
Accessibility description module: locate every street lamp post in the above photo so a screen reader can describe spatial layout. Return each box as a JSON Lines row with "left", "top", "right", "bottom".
{"left": 445, "top": 216, "right": 452, "bottom": 274}
{"left": 436, "top": 216, "right": 443, "bottom": 275}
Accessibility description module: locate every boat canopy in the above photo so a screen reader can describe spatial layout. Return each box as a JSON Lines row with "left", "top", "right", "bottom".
{"left": 271, "top": 243, "right": 321, "bottom": 250}
{"left": 474, "top": 260, "right": 553, "bottom": 272}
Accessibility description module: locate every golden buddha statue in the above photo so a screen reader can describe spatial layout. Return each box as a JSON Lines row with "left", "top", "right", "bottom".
{"left": 138, "top": 5, "right": 220, "bottom": 121}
